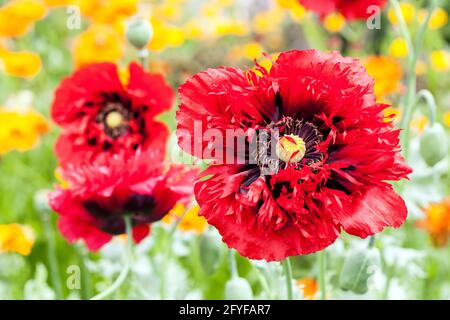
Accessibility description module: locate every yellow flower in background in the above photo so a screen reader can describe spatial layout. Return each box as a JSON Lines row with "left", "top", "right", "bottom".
{"left": 364, "top": 55, "right": 402, "bottom": 99}
{"left": 183, "top": 20, "right": 206, "bottom": 40}
{"left": 0, "top": 50, "right": 42, "bottom": 78}
{"left": 296, "top": 278, "right": 318, "bottom": 300}
{"left": 214, "top": 0, "right": 233, "bottom": 7}
{"left": 417, "top": 198, "right": 450, "bottom": 247}
{"left": 43, "top": 0, "right": 75, "bottom": 7}
{"left": 228, "top": 42, "right": 265, "bottom": 63}
{"left": 418, "top": 7, "right": 448, "bottom": 30}
{"left": 444, "top": 111, "right": 450, "bottom": 127}
{"left": 73, "top": 24, "right": 124, "bottom": 68}
{"left": 201, "top": 3, "right": 222, "bottom": 19}
{"left": 253, "top": 8, "right": 284, "bottom": 34}
{"left": 410, "top": 115, "right": 429, "bottom": 133}
{"left": 388, "top": 2, "right": 415, "bottom": 25}
{"left": 430, "top": 50, "right": 450, "bottom": 72}
{"left": 148, "top": 18, "right": 185, "bottom": 51}
{"left": 415, "top": 59, "right": 427, "bottom": 76}
{"left": 243, "top": 42, "right": 264, "bottom": 60}
{"left": 153, "top": 3, "right": 182, "bottom": 23}
{"left": 178, "top": 205, "right": 207, "bottom": 234}
{"left": 389, "top": 37, "right": 409, "bottom": 58}
{"left": 163, "top": 204, "right": 208, "bottom": 234}
{"left": 79, "top": 0, "right": 137, "bottom": 24}
{"left": 383, "top": 106, "right": 402, "bottom": 123}
{"left": 0, "top": 224, "right": 35, "bottom": 256}
{"left": 0, "top": 107, "right": 49, "bottom": 155}
{"left": 323, "top": 12, "right": 346, "bottom": 33}
{"left": 0, "top": 0, "right": 47, "bottom": 38}
{"left": 212, "top": 18, "right": 248, "bottom": 37}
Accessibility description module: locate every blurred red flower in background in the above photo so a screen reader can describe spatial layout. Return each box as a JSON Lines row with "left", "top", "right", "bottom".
{"left": 298, "top": 0, "right": 387, "bottom": 20}
{"left": 177, "top": 49, "right": 411, "bottom": 261}
{"left": 51, "top": 62, "right": 174, "bottom": 166}
{"left": 49, "top": 150, "right": 197, "bottom": 251}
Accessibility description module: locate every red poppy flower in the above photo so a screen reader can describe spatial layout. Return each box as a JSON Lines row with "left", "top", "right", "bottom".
{"left": 51, "top": 62, "right": 174, "bottom": 165}
{"left": 176, "top": 49, "right": 411, "bottom": 261}
{"left": 298, "top": 0, "right": 387, "bottom": 20}
{"left": 48, "top": 150, "right": 197, "bottom": 251}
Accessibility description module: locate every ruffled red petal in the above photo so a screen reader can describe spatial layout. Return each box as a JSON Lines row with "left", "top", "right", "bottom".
{"left": 299, "top": 0, "right": 387, "bottom": 20}
{"left": 126, "top": 62, "right": 174, "bottom": 116}
{"left": 51, "top": 63, "right": 124, "bottom": 126}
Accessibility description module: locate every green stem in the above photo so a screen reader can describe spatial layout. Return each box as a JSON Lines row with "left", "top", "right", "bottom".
{"left": 138, "top": 49, "right": 149, "bottom": 69}
{"left": 255, "top": 266, "right": 272, "bottom": 299}
{"left": 282, "top": 258, "right": 293, "bottom": 300}
{"left": 391, "top": 0, "right": 438, "bottom": 159}
{"left": 91, "top": 216, "right": 133, "bottom": 300}
{"left": 228, "top": 250, "right": 238, "bottom": 279}
{"left": 416, "top": 89, "right": 437, "bottom": 125}
{"left": 76, "top": 245, "right": 93, "bottom": 300}
{"left": 318, "top": 250, "right": 327, "bottom": 300}
{"left": 160, "top": 210, "right": 186, "bottom": 299}
{"left": 42, "top": 210, "right": 63, "bottom": 299}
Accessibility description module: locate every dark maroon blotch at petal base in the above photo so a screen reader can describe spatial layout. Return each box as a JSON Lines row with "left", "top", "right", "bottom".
{"left": 48, "top": 151, "right": 198, "bottom": 251}
{"left": 176, "top": 49, "right": 411, "bottom": 261}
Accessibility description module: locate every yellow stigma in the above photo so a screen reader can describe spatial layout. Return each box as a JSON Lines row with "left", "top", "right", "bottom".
{"left": 105, "top": 111, "right": 124, "bottom": 129}
{"left": 276, "top": 134, "right": 306, "bottom": 163}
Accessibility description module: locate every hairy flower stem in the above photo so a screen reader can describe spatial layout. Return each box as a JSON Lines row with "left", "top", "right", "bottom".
{"left": 318, "top": 250, "right": 327, "bottom": 300}
{"left": 282, "top": 258, "right": 293, "bottom": 300}
{"left": 42, "top": 210, "right": 63, "bottom": 299}
{"left": 138, "top": 49, "right": 149, "bottom": 70}
{"left": 91, "top": 216, "right": 133, "bottom": 300}
{"left": 390, "top": 0, "right": 438, "bottom": 160}
{"left": 160, "top": 211, "right": 186, "bottom": 299}
{"left": 76, "top": 245, "right": 93, "bottom": 299}
{"left": 228, "top": 250, "right": 239, "bottom": 279}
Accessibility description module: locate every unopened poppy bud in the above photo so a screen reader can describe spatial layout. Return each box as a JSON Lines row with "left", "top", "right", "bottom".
{"left": 34, "top": 189, "right": 51, "bottom": 213}
{"left": 224, "top": 277, "right": 253, "bottom": 300}
{"left": 339, "top": 247, "right": 379, "bottom": 294}
{"left": 419, "top": 123, "right": 448, "bottom": 167}
{"left": 126, "top": 19, "right": 153, "bottom": 50}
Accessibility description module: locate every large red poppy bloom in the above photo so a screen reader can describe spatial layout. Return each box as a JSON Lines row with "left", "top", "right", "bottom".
{"left": 298, "top": 0, "right": 387, "bottom": 20}
{"left": 51, "top": 62, "right": 174, "bottom": 165}
{"left": 48, "top": 151, "right": 197, "bottom": 251}
{"left": 176, "top": 49, "right": 411, "bottom": 261}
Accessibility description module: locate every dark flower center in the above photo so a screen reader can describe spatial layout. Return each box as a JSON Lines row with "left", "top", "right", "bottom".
{"left": 83, "top": 194, "right": 161, "bottom": 235}
{"left": 96, "top": 101, "right": 131, "bottom": 139}
{"left": 253, "top": 116, "right": 323, "bottom": 174}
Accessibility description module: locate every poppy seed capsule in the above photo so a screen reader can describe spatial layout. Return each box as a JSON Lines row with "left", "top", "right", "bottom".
{"left": 126, "top": 19, "right": 153, "bottom": 50}
{"left": 419, "top": 123, "right": 448, "bottom": 167}
{"left": 276, "top": 134, "right": 306, "bottom": 163}
{"left": 105, "top": 111, "right": 124, "bottom": 129}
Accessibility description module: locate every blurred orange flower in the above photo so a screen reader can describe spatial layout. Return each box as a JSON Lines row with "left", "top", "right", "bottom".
{"left": 417, "top": 198, "right": 450, "bottom": 247}
{"left": 0, "top": 0, "right": 47, "bottom": 38}
{"left": 1, "top": 50, "right": 42, "bottom": 78}
{"left": 43, "top": 0, "right": 75, "bottom": 7}
{"left": 364, "top": 55, "right": 402, "bottom": 100}
{"left": 163, "top": 203, "right": 208, "bottom": 234}
{"left": 148, "top": 18, "right": 185, "bottom": 51}
{"left": 79, "top": 0, "right": 137, "bottom": 24}
{"left": 0, "top": 107, "right": 49, "bottom": 155}
{"left": 296, "top": 278, "right": 318, "bottom": 299}
{"left": 0, "top": 224, "right": 35, "bottom": 256}
{"left": 72, "top": 24, "right": 124, "bottom": 68}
